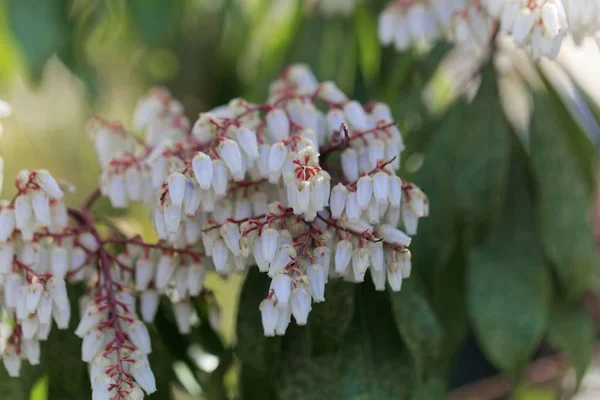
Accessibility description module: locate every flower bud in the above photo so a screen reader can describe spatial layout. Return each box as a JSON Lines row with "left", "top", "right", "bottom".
{"left": 370, "top": 241, "right": 385, "bottom": 272}
{"left": 387, "top": 262, "right": 403, "bottom": 292}
{"left": 335, "top": 240, "right": 353, "bottom": 274}
{"left": 141, "top": 290, "right": 160, "bottom": 323}
{"left": 341, "top": 148, "right": 359, "bottom": 182}
{"left": 188, "top": 263, "right": 205, "bottom": 297}
{"left": 343, "top": 101, "right": 368, "bottom": 131}
{"left": 23, "top": 339, "right": 41, "bottom": 365}
{"left": 291, "top": 288, "right": 311, "bottom": 325}
{"left": 275, "top": 303, "right": 292, "bottom": 335}
{"left": 75, "top": 304, "right": 104, "bottom": 337}
{"left": 192, "top": 152, "right": 213, "bottom": 190}
{"left": 376, "top": 225, "right": 412, "bottom": 246}
{"left": 36, "top": 169, "right": 64, "bottom": 199}
{"left": 128, "top": 320, "right": 152, "bottom": 354}
{"left": 173, "top": 301, "right": 193, "bottom": 334}
{"left": 135, "top": 258, "right": 154, "bottom": 291}
{"left": 219, "top": 139, "right": 244, "bottom": 180}
{"left": 269, "top": 142, "right": 288, "bottom": 178}
{"left": 306, "top": 264, "right": 325, "bottom": 302}
{"left": 82, "top": 329, "right": 105, "bottom": 362}
{"left": 373, "top": 172, "right": 390, "bottom": 204}
{"left": 266, "top": 108, "right": 290, "bottom": 142}
{"left": 2, "top": 345, "right": 21, "bottom": 377}
{"left": 330, "top": 184, "right": 347, "bottom": 219}
{"left": 261, "top": 228, "right": 279, "bottom": 263}
{"left": 131, "top": 357, "right": 157, "bottom": 395}
{"left": 260, "top": 298, "right": 278, "bottom": 336}
{"left": 212, "top": 239, "right": 230, "bottom": 273}
{"left": 50, "top": 246, "right": 69, "bottom": 279}
{"left": 0, "top": 207, "right": 15, "bottom": 242}
{"left": 31, "top": 191, "right": 51, "bottom": 226}
{"left": 163, "top": 203, "right": 182, "bottom": 234}
{"left": 356, "top": 176, "right": 373, "bottom": 210}
{"left": 345, "top": 191, "right": 361, "bottom": 221}
{"left": 389, "top": 176, "right": 402, "bottom": 207}
{"left": 108, "top": 175, "right": 128, "bottom": 208}
{"left": 0, "top": 243, "right": 14, "bottom": 274}
{"left": 125, "top": 168, "right": 143, "bottom": 201}
{"left": 271, "top": 272, "right": 292, "bottom": 304}
{"left": 155, "top": 255, "right": 175, "bottom": 292}
{"left": 212, "top": 159, "right": 229, "bottom": 196}
{"left": 269, "top": 245, "right": 296, "bottom": 277}
{"left": 237, "top": 127, "right": 259, "bottom": 160}
{"left": 371, "top": 267, "right": 386, "bottom": 291}
{"left": 220, "top": 222, "right": 241, "bottom": 256}
{"left": 26, "top": 281, "right": 43, "bottom": 313}
{"left": 167, "top": 172, "right": 187, "bottom": 206}
{"left": 22, "top": 315, "right": 39, "bottom": 339}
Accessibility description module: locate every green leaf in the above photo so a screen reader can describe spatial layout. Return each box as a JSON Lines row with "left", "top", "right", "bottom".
{"left": 309, "top": 280, "right": 356, "bottom": 354}
{"left": 148, "top": 329, "right": 175, "bottom": 399}
{"left": 128, "top": 0, "right": 180, "bottom": 48}
{"left": 538, "top": 69, "right": 597, "bottom": 196}
{"left": 44, "top": 285, "right": 91, "bottom": 399}
{"left": 240, "top": 363, "right": 278, "bottom": 400}
{"left": 235, "top": 267, "right": 281, "bottom": 375}
{"left": 411, "top": 377, "right": 445, "bottom": 400}
{"left": 410, "top": 61, "right": 510, "bottom": 285}
{"left": 530, "top": 91, "right": 599, "bottom": 298}
{"left": 0, "top": 362, "right": 41, "bottom": 400}
{"left": 6, "top": 0, "right": 72, "bottom": 80}
{"left": 432, "top": 244, "right": 468, "bottom": 358}
{"left": 339, "top": 279, "right": 415, "bottom": 399}
{"left": 547, "top": 299, "right": 595, "bottom": 385}
{"left": 388, "top": 279, "right": 443, "bottom": 380}
{"left": 451, "top": 62, "right": 511, "bottom": 242}
{"left": 277, "top": 352, "right": 342, "bottom": 400}
{"left": 352, "top": 4, "right": 380, "bottom": 85}
{"left": 468, "top": 143, "right": 551, "bottom": 379}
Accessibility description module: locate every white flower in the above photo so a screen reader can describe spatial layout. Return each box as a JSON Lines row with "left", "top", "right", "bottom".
{"left": 335, "top": 240, "right": 353, "bottom": 273}
{"left": 266, "top": 108, "right": 291, "bottom": 142}
{"left": 291, "top": 288, "right": 311, "bottom": 325}
{"left": 141, "top": 290, "right": 160, "bottom": 323}
{"left": 271, "top": 272, "right": 292, "bottom": 304}
{"left": 82, "top": 329, "right": 105, "bottom": 362}
{"left": 192, "top": 152, "right": 213, "bottom": 189}
{"left": 173, "top": 301, "right": 193, "bottom": 334}
{"left": 128, "top": 320, "right": 152, "bottom": 354}
{"left": 260, "top": 298, "right": 278, "bottom": 336}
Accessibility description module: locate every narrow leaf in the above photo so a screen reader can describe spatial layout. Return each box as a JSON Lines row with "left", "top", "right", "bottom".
{"left": 388, "top": 279, "right": 443, "bottom": 380}
{"left": 468, "top": 144, "right": 551, "bottom": 379}
{"left": 235, "top": 267, "right": 281, "bottom": 375}
{"left": 547, "top": 299, "right": 595, "bottom": 385}
{"left": 530, "top": 91, "right": 599, "bottom": 298}
{"left": 309, "top": 280, "right": 355, "bottom": 354}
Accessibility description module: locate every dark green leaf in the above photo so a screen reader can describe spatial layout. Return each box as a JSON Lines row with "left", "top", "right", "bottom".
{"left": 6, "top": 0, "right": 72, "bottom": 80}
{"left": 128, "top": 0, "right": 180, "bottom": 48}
{"left": 538, "top": 69, "right": 597, "bottom": 196}
{"left": 0, "top": 363, "right": 41, "bottom": 400}
{"left": 547, "top": 299, "right": 595, "bottom": 385}
{"left": 530, "top": 91, "right": 599, "bottom": 298}
{"left": 240, "top": 362, "right": 278, "bottom": 400}
{"left": 148, "top": 329, "right": 175, "bottom": 400}
{"left": 451, "top": 62, "right": 510, "bottom": 242}
{"left": 44, "top": 285, "right": 91, "bottom": 399}
{"left": 388, "top": 278, "right": 443, "bottom": 380}
{"left": 468, "top": 144, "right": 551, "bottom": 379}
{"left": 309, "top": 280, "right": 356, "bottom": 354}
{"left": 235, "top": 267, "right": 281, "bottom": 375}
{"left": 339, "top": 280, "right": 415, "bottom": 399}
{"left": 411, "top": 377, "right": 445, "bottom": 400}
{"left": 277, "top": 352, "right": 342, "bottom": 400}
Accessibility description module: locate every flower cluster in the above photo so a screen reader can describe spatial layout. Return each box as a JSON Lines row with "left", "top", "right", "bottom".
{"left": 90, "top": 64, "right": 427, "bottom": 340}
{"left": 0, "top": 170, "right": 71, "bottom": 377}
{"left": 378, "top": 0, "right": 600, "bottom": 60}
{"left": 0, "top": 64, "right": 427, "bottom": 399}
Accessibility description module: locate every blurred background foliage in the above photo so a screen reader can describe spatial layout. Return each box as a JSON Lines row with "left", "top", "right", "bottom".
{"left": 1, "top": 0, "right": 600, "bottom": 399}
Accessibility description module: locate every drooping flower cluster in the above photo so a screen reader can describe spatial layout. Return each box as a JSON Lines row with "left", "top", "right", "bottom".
{"left": 0, "top": 170, "right": 71, "bottom": 376}
{"left": 90, "top": 64, "right": 427, "bottom": 340}
{"left": 0, "top": 169, "right": 159, "bottom": 398}
{"left": 0, "top": 64, "right": 427, "bottom": 399}
{"left": 378, "top": 0, "right": 600, "bottom": 60}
